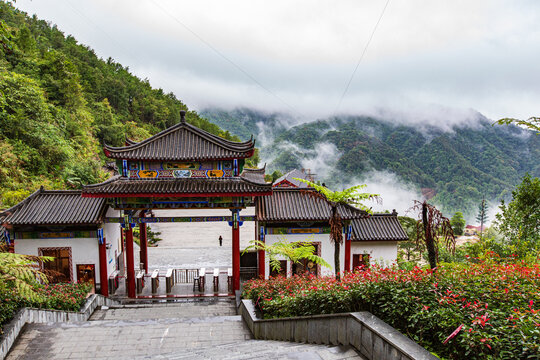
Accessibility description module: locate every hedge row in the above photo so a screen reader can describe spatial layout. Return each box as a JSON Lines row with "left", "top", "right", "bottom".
{"left": 243, "top": 258, "right": 540, "bottom": 359}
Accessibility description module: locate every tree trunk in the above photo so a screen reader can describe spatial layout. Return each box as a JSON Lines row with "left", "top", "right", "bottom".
{"left": 330, "top": 205, "right": 342, "bottom": 281}
{"left": 335, "top": 240, "right": 341, "bottom": 281}
{"left": 423, "top": 202, "right": 437, "bottom": 270}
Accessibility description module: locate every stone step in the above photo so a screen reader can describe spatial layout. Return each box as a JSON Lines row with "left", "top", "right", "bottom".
{"left": 142, "top": 340, "right": 363, "bottom": 359}
{"left": 90, "top": 299, "right": 237, "bottom": 321}
{"left": 7, "top": 317, "right": 252, "bottom": 360}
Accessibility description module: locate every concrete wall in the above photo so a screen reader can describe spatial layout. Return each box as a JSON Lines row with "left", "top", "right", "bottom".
{"left": 0, "top": 295, "right": 120, "bottom": 360}
{"left": 15, "top": 237, "right": 100, "bottom": 284}
{"left": 350, "top": 241, "right": 398, "bottom": 267}
{"left": 264, "top": 233, "right": 345, "bottom": 278}
{"left": 239, "top": 300, "right": 438, "bottom": 360}
{"left": 103, "top": 207, "right": 121, "bottom": 277}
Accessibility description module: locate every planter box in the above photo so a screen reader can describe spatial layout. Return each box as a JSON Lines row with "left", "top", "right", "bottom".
{"left": 238, "top": 299, "right": 438, "bottom": 360}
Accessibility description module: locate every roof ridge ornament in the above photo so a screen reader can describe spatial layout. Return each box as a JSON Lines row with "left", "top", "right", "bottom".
{"left": 180, "top": 110, "right": 186, "bottom": 123}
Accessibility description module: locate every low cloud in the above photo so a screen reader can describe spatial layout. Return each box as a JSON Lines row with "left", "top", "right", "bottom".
{"left": 342, "top": 171, "right": 422, "bottom": 216}
{"left": 300, "top": 142, "right": 341, "bottom": 180}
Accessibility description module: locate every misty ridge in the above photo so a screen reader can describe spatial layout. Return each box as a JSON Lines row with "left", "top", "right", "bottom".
{"left": 201, "top": 107, "right": 540, "bottom": 221}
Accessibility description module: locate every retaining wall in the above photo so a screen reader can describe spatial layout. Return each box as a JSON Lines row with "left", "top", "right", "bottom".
{"left": 239, "top": 299, "right": 438, "bottom": 360}
{"left": 0, "top": 294, "right": 120, "bottom": 360}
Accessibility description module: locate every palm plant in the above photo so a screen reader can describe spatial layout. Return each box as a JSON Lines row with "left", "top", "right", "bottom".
{"left": 295, "top": 179, "right": 379, "bottom": 280}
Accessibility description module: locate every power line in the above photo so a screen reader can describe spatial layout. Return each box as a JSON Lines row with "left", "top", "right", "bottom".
{"left": 149, "top": 0, "right": 303, "bottom": 118}
{"left": 334, "top": 0, "right": 391, "bottom": 115}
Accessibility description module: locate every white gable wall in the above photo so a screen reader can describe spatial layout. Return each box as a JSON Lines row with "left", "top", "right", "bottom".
{"left": 350, "top": 241, "right": 398, "bottom": 267}
{"left": 264, "top": 234, "right": 399, "bottom": 278}
{"left": 103, "top": 207, "right": 121, "bottom": 276}
{"left": 264, "top": 233, "right": 345, "bottom": 278}
{"left": 14, "top": 237, "right": 99, "bottom": 283}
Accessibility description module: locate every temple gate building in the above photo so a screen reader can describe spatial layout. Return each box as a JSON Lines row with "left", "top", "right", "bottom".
{"left": 1, "top": 111, "right": 408, "bottom": 298}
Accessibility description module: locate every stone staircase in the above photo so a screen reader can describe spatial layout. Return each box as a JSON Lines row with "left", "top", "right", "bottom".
{"left": 7, "top": 299, "right": 363, "bottom": 359}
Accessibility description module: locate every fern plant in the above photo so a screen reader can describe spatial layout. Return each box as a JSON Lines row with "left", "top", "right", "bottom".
{"left": 244, "top": 237, "right": 331, "bottom": 273}
{"left": 0, "top": 243, "right": 52, "bottom": 302}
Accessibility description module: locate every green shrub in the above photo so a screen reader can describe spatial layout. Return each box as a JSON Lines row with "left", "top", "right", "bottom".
{"left": 243, "top": 259, "right": 540, "bottom": 359}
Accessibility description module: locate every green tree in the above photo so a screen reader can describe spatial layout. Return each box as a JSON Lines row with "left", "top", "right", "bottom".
{"left": 495, "top": 174, "right": 540, "bottom": 256}
{"left": 295, "top": 178, "right": 379, "bottom": 280}
{"left": 398, "top": 216, "right": 421, "bottom": 263}
{"left": 244, "top": 237, "right": 330, "bottom": 273}
{"left": 450, "top": 211, "right": 466, "bottom": 236}
{"left": 410, "top": 200, "right": 455, "bottom": 270}
{"left": 476, "top": 197, "right": 488, "bottom": 240}
{"left": 496, "top": 116, "right": 539, "bottom": 134}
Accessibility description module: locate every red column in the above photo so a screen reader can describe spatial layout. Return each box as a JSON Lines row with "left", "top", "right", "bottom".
{"left": 258, "top": 225, "right": 265, "bottom": 278}
{"left": 232, "top": 225, "right": 240, "bottom": 292}
{"left": 98, "top": 238, "right": 109, "bottom": 297}
{"left": 344, "top": 237, "right": 351, "bottom": 272}
{"left": 139, "top": 223, "right": 148, "bottom": 274}
{"left": 125, "top": 226, "right": 136, "bottom": 298}
{"left": 258, "top": 249, "right": 265, "bottom": 279}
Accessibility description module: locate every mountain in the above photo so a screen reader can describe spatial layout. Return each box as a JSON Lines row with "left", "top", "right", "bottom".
{"left": 201, "top": 107, "right": 540, "bottom": 218}
{"left": 0, "top": 2, "right": 243, "bottom": 207}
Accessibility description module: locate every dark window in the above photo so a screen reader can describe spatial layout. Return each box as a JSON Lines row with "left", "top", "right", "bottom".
{"left": 41, "top": 248, "right": 71, "bottom": 283}
{"left": 270, "top": 260, "right": 287, "bottom": 277}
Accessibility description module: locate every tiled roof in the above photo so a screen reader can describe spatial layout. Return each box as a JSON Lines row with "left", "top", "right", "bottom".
{"left": 82, "top": 175, "right": 272, "bottom": 198}
{"left": 256, "top": 188, "right": 366, "bottom": 222}
{"left": 104, "top": 114, "right": 255, "bottom": 161}
{"left": 351, "top": 215, "right": 408, "bottom": 241}
{"left": 1, "top": 188, "right": 107, "bottom": 226}
{"left": 240, "top": 167, "right": 268, "bottom": 185}
{"left": 273, "top": 169, "right": 311, "bottom": 188}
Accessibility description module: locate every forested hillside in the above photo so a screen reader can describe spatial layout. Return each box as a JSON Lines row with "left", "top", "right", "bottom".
{"left": 0, "top": 2, "right": 243, "bottom": 208}
{"left": 202, "top": 108, "right": 540, "bottom": 217}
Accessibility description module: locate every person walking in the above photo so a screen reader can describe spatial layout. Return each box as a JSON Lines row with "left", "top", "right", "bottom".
{"left": 219, "top": 235, "right": 223, "bottom": 246}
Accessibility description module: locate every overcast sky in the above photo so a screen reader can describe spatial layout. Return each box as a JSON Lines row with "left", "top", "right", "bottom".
{"left": 14, "top": 0, "right": 540, "bottom": 123}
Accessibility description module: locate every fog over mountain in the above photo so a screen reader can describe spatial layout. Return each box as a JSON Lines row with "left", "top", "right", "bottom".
{"left": 201, "top": 107, "right": 539, "bottom": 222}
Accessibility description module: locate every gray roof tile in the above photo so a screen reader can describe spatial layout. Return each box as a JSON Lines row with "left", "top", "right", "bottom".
{"left": 2, "top": 189, "right": 107, "bottom": 226}
{"left": 82, "top": 174, "right": 272, "bottom": 197}
{"left": 104, "top": 121, "right": 255, "bottom": 161}
{"left": 351, "top": 215, "right": 409, "bottom": 241}
{"left": 256, "top": 188, "right": 365, "bottom": 222}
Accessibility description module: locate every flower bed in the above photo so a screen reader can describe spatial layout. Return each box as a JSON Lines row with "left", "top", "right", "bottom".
{"left": 243, "top": 259, "right": 540, "bottom": 359}
{"left": 0, "top": 282, "right": 91, "bottom": 335}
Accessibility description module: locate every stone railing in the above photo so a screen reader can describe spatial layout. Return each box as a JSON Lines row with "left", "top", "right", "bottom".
{"left": 239, "top": 299, "right": 438, "bottom": 360}
{"left": 1, "top": 294, "right": 120, "bottom": 359}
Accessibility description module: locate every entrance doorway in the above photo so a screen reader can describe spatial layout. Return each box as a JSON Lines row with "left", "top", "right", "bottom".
{"left": 292, "top": 243, "right": 320, "bottom": 276}
{"left": 76, "top": 264, "right": 96, "bottom": 292}
{"left": 352, "top": 254, "right": 370, "bottom": 270}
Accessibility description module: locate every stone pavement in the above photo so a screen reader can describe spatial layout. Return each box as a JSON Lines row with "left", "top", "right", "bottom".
{"left": 7, "top": 299, "right": 364, "bottom": 359}
{"left": 146, "top": 209, "right": 256, "bottom": 271}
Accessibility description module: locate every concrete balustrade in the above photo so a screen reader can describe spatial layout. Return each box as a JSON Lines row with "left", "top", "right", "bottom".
{"left": 0, "top": 294, "right": 120, "bottom": 360}
{"left": 239, "top": 299, "right": 438, "bottom": 360}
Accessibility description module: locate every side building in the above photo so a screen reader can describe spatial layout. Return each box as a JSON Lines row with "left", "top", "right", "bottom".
{"left": 0, "top": 188, "right": 121, "bottom": 293}
{"left": 256, "top": 188, "right": 408, "bottom": 277}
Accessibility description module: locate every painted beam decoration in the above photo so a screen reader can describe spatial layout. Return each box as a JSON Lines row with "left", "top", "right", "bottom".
{"left": 104, "top": 216, "right": 256, "bottom": 224}
{"left": 126, "top": 160, "right": 235, "bottom": 179}
{"left": 106, "top": 196, "right": 255, "bottom": 210}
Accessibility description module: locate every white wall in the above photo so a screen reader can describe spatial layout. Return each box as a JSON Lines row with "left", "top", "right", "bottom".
{"left": 264, "top": 233, "right": 345, "bottom": 278}
{"left": 103, "top": 207, "right": 121, "bottom": 277}
{"left": 350, "top": 241, "right": 398, "bottom": 267}
{"left": 14, "top": 237, "right": 100, "bottom": 283}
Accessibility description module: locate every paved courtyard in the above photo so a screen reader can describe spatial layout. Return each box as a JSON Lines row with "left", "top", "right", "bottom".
{"left": 146, "top": 208, "right": 256, "bottom": 270}
{"left": 7, "top": 300, "right": 363, "bottom": 359}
